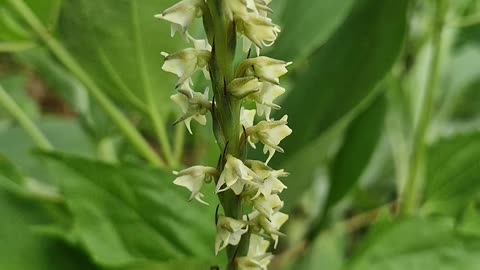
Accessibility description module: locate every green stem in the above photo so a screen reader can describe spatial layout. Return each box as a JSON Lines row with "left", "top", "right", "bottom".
{"left": 399, "top": 0, "right": 447, "bottom": 216}
{"left": 0, "top": 41, "right": 36, "bottom": 52}
{"left": 7, "top": 0, "right": 165, "bottom": 168}
{"left": 131, "top": 1, "right": 175, "bottom": 168}
{"left": 207, "top": 0, "right": 247, "bottom": 268}
{"left": 0, "top": 84, "right": 53, "bottom": 150}
{"left": 173, "top": 124, "right": 186, "bottom": 166}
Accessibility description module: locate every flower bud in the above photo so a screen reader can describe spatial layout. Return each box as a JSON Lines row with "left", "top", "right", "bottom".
{"left": 161, "top": 48, "right": 210, "bottom": 87}
{"left": 171, "top": 88, "right": 211, "bottom": 134}
{"left": 237, "top": 57, "right": 291, "bottom": 85}
{"left": 246, "top": 115, "right": 292, "bottom": 163}
{"left": 228, "top": 77, "right": 261, "bottom": 99}
{"left": 215, "top": 216, "right": 249, "bottom": 255}
{"left": 155, "top": 0, "right": 205, "bottom": 37}
{"left": 173, "top": 166, "right": 218, "bottom": 205}
{"left": 216, "top": 155, "right": 259, "bottom": 195}
{"left": 248, "top": 82, "right": 285, "bottom": 120}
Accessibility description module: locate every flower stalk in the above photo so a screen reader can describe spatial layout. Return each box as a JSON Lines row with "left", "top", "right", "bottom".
{"left": 157, "top": 1, "right": 291, "bottom": 269}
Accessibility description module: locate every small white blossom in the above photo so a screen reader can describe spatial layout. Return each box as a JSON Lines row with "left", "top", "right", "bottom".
{"left": 173, "top": 166, "right": 218, "bottom": 205}
{"left": 228, "top": 77, "right": 261, "bottom": 99}
{"left": 236, "top": 13, "right": 280, "bottom": 53}
{"left": 161, "top": 48, "right": 210, "bottom": 87}
{"left": 155, "top": 0, "right": 205, "bottom": 37}
{"left": 253, "top": 194, "right": 283, "bottom": 219}
{"left": 246, "top": 160, "right": 288, "bottom": 199}
{"left": 236, "top": 234, "right": 273, "bottom": 270}
{"left": 215, "top": 216, "right": 249, "bottom": 254}
{"left": 171, "top": 88, "right": 211, "bottom": 134}
{"left": 248, "top": 82, "right": 285, "bottom": 120}
{"left": 238, "top": 57, "right": 291, "bottom": 85}
{"left": 216, "top": 155, "right": 258, "bottom": 195}
{"left": 246, "top": 115, "right": 292, "bottom": 163}
{"left": 258, "top": 211, "right": 288, "bottom": 248}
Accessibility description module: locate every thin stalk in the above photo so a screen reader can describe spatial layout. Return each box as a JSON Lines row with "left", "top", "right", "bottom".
{"left": 173, "top": 124, "right": 186, "bottom": 166}
{"left": 0, "top": 84, "right": 53, "bottom": 150}
{"left": 131, "top": 1, "right": 175, "bottom": 168}
{"left": 7, "top": 0, "right": 165, "bottom": 168}
{"left": 399, "top": 0, "right": 447, "bottom": 215}
{"left": 207, "top": 0, "right": 247, "bottom": 267}
{"left": 0, "top": 41, "right": 36, "bottom": 52}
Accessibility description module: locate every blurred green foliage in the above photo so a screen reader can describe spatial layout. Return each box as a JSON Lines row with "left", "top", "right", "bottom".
{"left": 0, "top": 0, "right": 480, "bottom": 269}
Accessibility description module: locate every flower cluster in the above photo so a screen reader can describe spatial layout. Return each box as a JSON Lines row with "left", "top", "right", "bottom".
{"left": 157, "top": 0, "right": 291, "bottom": 269}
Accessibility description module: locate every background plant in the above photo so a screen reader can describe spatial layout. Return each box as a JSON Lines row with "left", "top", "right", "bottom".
{"left": 0, "top": 0, "right": 480, "bottom": 270}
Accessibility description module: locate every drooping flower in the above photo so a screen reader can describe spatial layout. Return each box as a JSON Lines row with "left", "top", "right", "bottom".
{"left": 258, "top": 211, "right": 288, "bottom": 248}
{"left": 173, "top": 165, "right": 218, "bottom": 205}
{"left": 245, "top": 160, "right": 288, "bottom": 199}
{"left": 161, "top": 48, "right": 210, "bottom": 87}
{"left": 171, "top": 88, "right": 211, "bottom": 134}
{"left": 236, "top": 13, "right": 280, "bottom": 53}
{"left": 155, "top": 0, "right": 206, "bottom": 37}
{"left": 237, "top": 57, "right": 291, "bottom": 85}
{"left": 215, "top": 216, "right": 249, "bottom": 254}
{"left": 246, "top": 115, "right": 292, "bottom": 163}
{"left": 252, "top": 194, "right": 283, "bottom": 219}
{"left": 236, "top": 234, "right": 273, "bottom": 270}
{"left": 248, "top": 82, "right": 285, "bottom": 120}
{"left": 216, "top": 155, "right": 259, "bottom": 195}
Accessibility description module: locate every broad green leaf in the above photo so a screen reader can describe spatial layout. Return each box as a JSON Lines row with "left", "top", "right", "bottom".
{"left": 326, "top": 95, "right": 386, "bottom": 208}
{"left": 422, "top": 131, "right": 480, "bottom": 215}
{"left": 0, "top": 117, "right": 95, "bottom": 178}
{"left": 43, "top": 152, "right": 219, "bottom": 268}
{"left": 273, "top": 0, "right": 409, "bottom": 211}
{"left": 0, "top": 190, "right": 97, "bottom": 270}
{"left": 270, "top": 0, "right": 354, "bottom": 63}
{"left": 348, "top": 218, "right": 480, "bottom": 270}
{"left": 57, "top": 0, "right": 181, "bottom": 113}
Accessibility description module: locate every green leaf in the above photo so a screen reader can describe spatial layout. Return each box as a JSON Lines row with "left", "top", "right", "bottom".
{"left": 273, "top": 0, "right": 409, "bottom": 211}
{"left": 0, "top": 190, "right": 98, "bottom": 270}
{"left": 326, "top": 95, "right": 386, "bottom": 208}
{"left": 57, "top": 0, "right": 181, "bottom": 113}
{"left": 43, "top": 152, "right": 219, "bottom": 268}
{"left": 348, "top": 217, "right": 480, "bottom": 270}
{"left": 422, "top": 131, "right": 480, "bottom": 215}
{"left": 270, "top": 0, "right": 355, "bottom": 63}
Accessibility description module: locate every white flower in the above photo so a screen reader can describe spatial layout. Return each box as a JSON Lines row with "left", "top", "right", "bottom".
{"left": 215, "top": 216, "right": 248, "bottom": 254}
{"left": 216, "top": 155, "right": 258, "bottom": 195}
{"left": 236, "top": 234, "right": 273, "bottom": 270}
{"left": 173, "top": 166, "right": 218, "bottom": 205}
{"left": 237, "top": 57, "right": 291, "bottom": 85}
{"left": 171, "top": 88, "right": 211, "bottom": 134}
{"left": 248, "top": 82, "right": 285, "bottom": 120}
{"left": 246, "top": 160, "right": 288, "bottom": 199}
{"left": 246, "top": 115, "right": 292, "bottom": 163}
{"left": 155, "top": 0, "right": 205, "bottom": 37}
{"left": 258, "top": 211, "right": 288, "bottom": 248}
{"left": 228, "top": 77, "right": 261, "bottom": 99}
{"left": 236, "top": 13, "right": 280, "bottom": 52}
{"left": 252, "top": 194, "right": 283, "bottom": 219}
{"left": 161, "top": 48, "right": 210, "bottom": 87}
{"left": 240, "top": 108, "right": 257, "bottom": 129}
